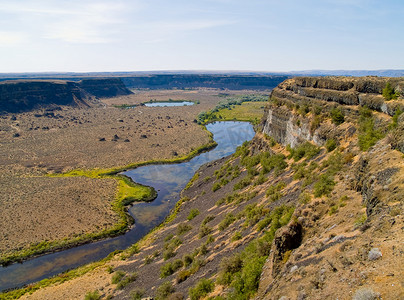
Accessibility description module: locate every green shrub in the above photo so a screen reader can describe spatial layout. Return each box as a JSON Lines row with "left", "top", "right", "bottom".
{"left": 241, "top": 153, "right": 261, "bottom": 168}
{"left": 156, "top": 281, "right": 175, "bottom": 299}
{"left": 160, "top": 259, "right": 184, "bottom": 278}
{"left": 231, "top": 166, "right": 241, "bottom": 179}
{"left": 358, "top": 106, "right": 384, "bottom": 151}
{"left": 130, "top": 288, "right": 145, "bottom": 300}
{"left": 144, "top": 255, "right": 153, "bottom": 265}
{"left": 330, "top": 107, "right": 345, "bottom": 125}
{"left": 199, "top": 244, "right": 208, "bottom": 255}
{"left": 203, "top": 176, "right": 211, "bottom": 182}
{"left": 256, "top": 216, "right": 272, "bottom": 231}
{"left": 266, "top": 181, "right": 286, "bottom": 199}
{"left": 116, "top": 273, "right": 137, "bottom": 290}
{"left": 183, "top": 254, "right": 194, "bottom": 267}
{"left": 164, "top": 234, "right": 174, "bottom": 242}
{"left": 185, "top": 173, "right": 199, "bottom": 190}
{"left": 163, "top": 245, "right": 176, "bottom": 261}
{"left": 389, "top": 108, "right": 402, "bottom": 129}
{"left": 219, "top": 213, "right": 236, "bottom": 231}
{"left": 312, "top": 105, "right": 322, "bottom": 115}
{"left": 298, "top": 191, "right": 311, "bottom": 204}
{"left": 232, "top": 231, "right": 242, "bottom": 241}
{"left": 354, "top": 214, "right": 367, "bottom": 228}
{"left": 84, "top": 291, "right": 101, "bottom": 300}
{"left": 313, "top": 174, "right": 335, "bottom": 197}
{"left": 325, "top": 139, "right": 337, "bottom": 152}
{"left": 254, "top": 174, "right": 267, "bottom": 186}
{"left": 177, "top": 223, "right": 192, "bottom": 235}
{"left": 288, "top": 142, "right": 320, "bottom": 161}
{"left": 240, "top": 204, "right": 267, "bottom": 227}
{"left": 176, "top": 269, "right": 192, "bottom": 283}
{"left": 202, "top": 215, "right": 215, "bottom": 225}
{"left": 111, "top": 270, "right": 125, "bottom": 284}
{"left": 233, "top": 141, "right": 250, "bottom": 158}
{"left": 260, "top": 153, "right": 287, "bottom": 175}
{"left": 382, "top": 82, "right": 399, "bottom": 100}
{"left": 199, "top": 224, "right": 213, "bottom": 238}
{"left": 212, "top": 182, "right": 222, "bottom": 192}
{"left": 206, "top": 234, "right": 215, "bottom": 244}
{"left": 233, "top": 175, "right": 253, "bottom": 190}
{"left": 187, "top": 209, "right": 200, "bottom": 220}
{"left": 328, "top": 205, "right": 339, "bottom": 215}
{"left": 189, "top": 278, "right": 215, "bottom": 300}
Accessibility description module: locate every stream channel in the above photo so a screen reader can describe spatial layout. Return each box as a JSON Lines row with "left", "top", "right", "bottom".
{"left": 0, "top": 121, "right": 255, "bottom": 292}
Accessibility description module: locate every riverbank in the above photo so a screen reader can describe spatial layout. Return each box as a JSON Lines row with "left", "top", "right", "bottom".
{"left": 1, "top": 121, "right": 254, "bottom": 298}
{"left": 0, "top": 126, "right": 217, "bottom": 267}
{"left": 0, "top": 90, "right": 224, "bottom": 266}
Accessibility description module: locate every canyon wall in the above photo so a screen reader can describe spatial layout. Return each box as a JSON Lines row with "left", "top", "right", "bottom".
{"left": 262, "top": 76, "right": 404, "bottom": 148}
{"left": 0, "top": 78, "right": 132, "bottom": 113}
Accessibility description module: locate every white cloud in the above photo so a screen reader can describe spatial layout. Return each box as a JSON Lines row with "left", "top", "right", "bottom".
{"left": 0, "top": 0, "right": 141, "bottom": 44}
{"left": 0, "top": 31, "right": 26, "bottom": 46}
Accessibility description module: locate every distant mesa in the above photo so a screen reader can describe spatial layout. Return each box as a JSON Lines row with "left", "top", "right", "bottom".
{"left": 0, "top": 74, "right": 291, "bottom": 114}
{"left": 0, "top": 78, "right": 132, "bottom": 114}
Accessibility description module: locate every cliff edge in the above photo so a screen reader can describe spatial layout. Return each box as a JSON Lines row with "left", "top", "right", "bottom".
{"left": 0, "top": 78, "right": 132, "bottom": 113}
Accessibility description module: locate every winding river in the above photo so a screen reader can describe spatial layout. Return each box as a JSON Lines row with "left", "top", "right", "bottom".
{"left": 0, "top": 121, "right": 255, "bottom": 292}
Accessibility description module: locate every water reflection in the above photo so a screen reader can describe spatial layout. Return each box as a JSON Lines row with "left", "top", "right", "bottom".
{"left": 0, "top": 121, "right": 254, "bottom": 291}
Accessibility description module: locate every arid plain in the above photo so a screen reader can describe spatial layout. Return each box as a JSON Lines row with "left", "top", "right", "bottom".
{"left": 0, "top": 89, "right": 264, "bottom": 260}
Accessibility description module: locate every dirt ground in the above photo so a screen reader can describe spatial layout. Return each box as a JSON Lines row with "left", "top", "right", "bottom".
{"left": 0, "top": 89, "right": 264, "bottom": 259}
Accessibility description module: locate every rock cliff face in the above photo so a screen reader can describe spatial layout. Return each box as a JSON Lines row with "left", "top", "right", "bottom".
{"left": 271, "top": 76, "right": 404, "bottom": 116}
{"left": 262, "top": 76, "right": 404, "bottom": 148}
{"left": 79, "top": 78, "right": 132, "bottom": 98}
{"left": 0, "top": 78, "right": 131, "bottom": 113}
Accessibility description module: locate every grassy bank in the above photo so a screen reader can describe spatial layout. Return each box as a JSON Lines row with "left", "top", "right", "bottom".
{"left": 0, "top": 142, "right": 216, "bottom": 299}
{"left": 197, "top": 99, "right": 267, "bottom": 125}
{"left": 0, "top": 125, "right": 216, "bottom": 267}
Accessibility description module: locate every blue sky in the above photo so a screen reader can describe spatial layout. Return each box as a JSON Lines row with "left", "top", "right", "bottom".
{"left": 0, "top": 0, "right": 403, "bottom": 72}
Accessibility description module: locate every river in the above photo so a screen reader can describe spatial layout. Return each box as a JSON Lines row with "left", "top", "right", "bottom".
{"left": 0, "top": 121, "right": 255, "bottom": 292}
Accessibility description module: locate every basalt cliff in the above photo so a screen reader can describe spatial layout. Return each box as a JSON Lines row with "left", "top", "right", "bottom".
{"left": 0, "top": 78, "right": 131, "bottom": 113}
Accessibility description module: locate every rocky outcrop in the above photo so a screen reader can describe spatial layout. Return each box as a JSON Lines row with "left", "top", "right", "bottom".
{"left": 262, "top": 76, "right": 403, "bottom": 148}
{"left": 273, "top": 76, "right": 404, "bottom": 116}
{"left": 0, "top": 78, "right": 132, "bottom": 113}
{"left": 79, "top": 78, "right": 132, "bottom": 98}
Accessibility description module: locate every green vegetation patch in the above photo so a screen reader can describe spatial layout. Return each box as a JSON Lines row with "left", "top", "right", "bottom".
{"left": 197, "top": 94, "right": 268, "bottom": 125}
{"left": 330, "top": 107, "right": 345, "bottom": 125}
{"left": 358, "top": 106, "right": 385, "bottom": 151}
{"left": 189, "top": 278, "right": 215, "bottom": 300}
{"left": 218, "top": 205, "right": 295, "bottom": 299}
{"left": 382, "top": 82, "right": 399, "bottom": 100}
{"left": 287, "top": 142, "right": 321, "bottom": 161}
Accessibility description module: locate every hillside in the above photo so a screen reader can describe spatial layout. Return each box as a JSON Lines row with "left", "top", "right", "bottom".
{"left": 0, "top": 78, "right": 131, "bottom": 113}
{"left": 3, "top": 76, "right": 403, "bottom": 300}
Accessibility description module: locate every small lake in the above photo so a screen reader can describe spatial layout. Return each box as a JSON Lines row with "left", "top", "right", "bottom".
{"left": 0, "top": 121, "right": 255, "bottom": 292}
{"left": 144, "top": 101, "right": 194, "bottom": 107}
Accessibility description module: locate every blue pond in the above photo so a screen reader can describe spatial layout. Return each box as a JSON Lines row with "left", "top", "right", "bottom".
{"left": 144, "top": 101, "right": 194, "bottom": 107}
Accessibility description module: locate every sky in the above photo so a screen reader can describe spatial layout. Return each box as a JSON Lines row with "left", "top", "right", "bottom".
{"left": 0, "top": 0, "right": 403, "bottom": 73}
